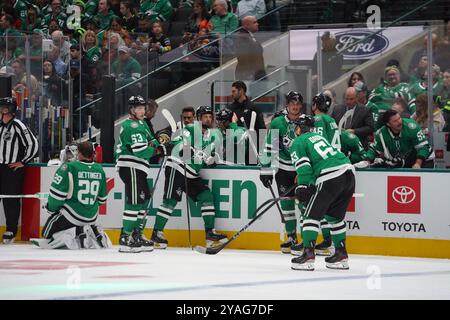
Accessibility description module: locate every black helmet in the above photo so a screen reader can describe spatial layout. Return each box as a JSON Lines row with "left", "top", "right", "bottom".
{"left": 196, "top": 105, "right": 213, "bottom": 119}
{"left": 128, "top": 95, "right": 146, "bottom": 107}
{"left": 291, "top": 114, "right": 315, "bottom": 134}
{"left": 215, "top": 108, "right": 233, "bottom": 123}
{"left": 286, "top": 91, "right": 303, "bottom": 104}
{"left": 312, "top": 93, "right": 332, "bottom": 113}
{"left": 272, "top": 108, "right": 288, "bottom": 120}
{"left": 0, "top": 97, "right": 17, "bottom": 115}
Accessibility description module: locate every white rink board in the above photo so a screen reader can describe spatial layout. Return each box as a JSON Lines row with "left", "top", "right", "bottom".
{"left": 31, "top": 166, "right": 450, "bottom": 240}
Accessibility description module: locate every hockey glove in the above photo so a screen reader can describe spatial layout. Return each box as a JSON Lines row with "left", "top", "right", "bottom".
{"left": 353, "top": 160, "right": 370, "bottom": 168}
{"left": 295, "top": 185, "right": 316, "bottom": 203}
{"left": 259, "top": 172, "right": 273, "bottom": 188}
{"left": 385, "top": 157, "right": 405, "bottom": 168}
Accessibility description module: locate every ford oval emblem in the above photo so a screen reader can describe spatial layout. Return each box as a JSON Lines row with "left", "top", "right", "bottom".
{"left": 335, "top": 30, "right": 389, "bottom": 59}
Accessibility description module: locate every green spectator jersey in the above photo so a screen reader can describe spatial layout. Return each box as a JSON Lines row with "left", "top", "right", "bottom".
{"left": 407, "top": 79, "right": 444, "bottom": 114}
{"left": 115, "top": 118, "right": 160, "bottom": 174}
{"left": 368, "top": 81, "right": 410, "bottom": 116}
{"left": 340, "top": 131, "right": 366, "bottom": 164}
{"left": 47, "top": 161, "right": 107, "bottom": 226}
{"left": 209, "top": 12, "right": 239, "bottom": 34}
{"left": 84, "top": 0, "right": 99, "bottom": 20}
{"left": 260, "top": 115, "right": 296, "bottom": 174}
{"left": 95, "top": 10, "right": 118, "bottom": 30}
{"left": 166, "top": 122, "right": 216, "bottom": 178}
{"left": 140, "top": 0, "right": 173, "bottom": 22}
{"left": 290, "top": 132, "right": 353, "bottom": 186}
{"left": 111, "top": 57, "right": 142, "bottom": 86}
{"left": 41, "top": 12, "right": 68, "bottom": 31}
{"left": 85, "top": 46, "right": 102, "bottom": 65}
{"left": 312, "top": 113, "right": 341, "bottom": 149}
{"left": 14, "top": 0, "right": 28, "bottom": 28}
{"left": 365, "top": 118, "right": 433, "bottom": 162}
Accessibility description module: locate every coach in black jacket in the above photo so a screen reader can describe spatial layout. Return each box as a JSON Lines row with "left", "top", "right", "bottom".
{"left": 331, "top": 87, "right": 374, "bottom": 149}
{"left": 234, "top": 16, "right": 266, "bottom": 81}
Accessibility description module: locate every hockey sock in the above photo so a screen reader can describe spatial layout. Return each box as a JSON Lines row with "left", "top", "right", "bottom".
{"left": 320, "top": 218, "right": 331, "bottom": 239}
{"left": 325, "top": 215, "right": 346, "bottom": 248}
{"left": 154, "top": 198, "right": 177, "bottom": 231}
{"left": 297, "top": 203, "right": 305, "bottom": 240}
{"left": 122, "top": 203, "right": 141, "bottom": 234}
{"left": 197, "top": 190, "right": 215, "bottom": 230}
{"left": 280, "top": 199, "right": 296, "bottom": 235}
{"left": 301, "top": 218, "right": 320, "bottom": 248}
{"left": 137, "top": 199, "right": 149, "bottom": 233}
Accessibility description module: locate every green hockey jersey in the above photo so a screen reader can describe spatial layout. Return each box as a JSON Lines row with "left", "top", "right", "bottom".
{"left": 407, "top": 79, "right": 444, "bottom": 114}
{"left": 366, "top": 118, "right": 433, "bottom": 162}
{"left": 166, "top": 121, "right": 217, "bottom": 178}
{"left": 115, "top": 118, "right": 160, "bottom": 174}
{"left": 340, "top": 131, "right": 366, "bottom": 164}
{"left": 290, "top": 132, "right": 353, "bottom": 186}
{"left": 369, "top": 81, "right": 410, "bottom": 118}
{"left": 260, "top": 115, "right": 296, "bottom": 173}
{"left": 47, "top": 161, "right": 107, "bottom": 226}
{"left": 218, "top": 122, "right": 247, "bottom": 165}
{"left": 140, "top": 0, "right": 173, "bottom": 22}
{"left": 111, "top": 57, "right": 142, "bottom": 86}
{"left": 312, "top": 113, "right": 341, "bottom": 149}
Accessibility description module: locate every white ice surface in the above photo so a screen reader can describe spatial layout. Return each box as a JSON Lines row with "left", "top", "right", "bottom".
{"left": 0, "top": 244, "right": 449, "bottom": 300}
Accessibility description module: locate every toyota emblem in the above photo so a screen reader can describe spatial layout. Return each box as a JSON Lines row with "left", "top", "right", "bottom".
{"left": 392, "top": 186, "right": 416, "bottom": 204}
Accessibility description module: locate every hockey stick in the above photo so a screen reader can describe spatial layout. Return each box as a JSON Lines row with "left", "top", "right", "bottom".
{"left": 180, "top": 114, "right": 192, "bottom": 249}
{"left": 162, "top": 108, "right": 177, "bottom": 133}
{"left": 0, "top": 192, "right": 49, "bottom": 199}
{"left": 194, "top": 189, "right": 296, "bottom": 255}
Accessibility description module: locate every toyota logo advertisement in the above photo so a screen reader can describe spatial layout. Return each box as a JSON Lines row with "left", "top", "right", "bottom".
{"left": 392, "top": 186, "right": 416, "bottom": 204}
{"left": 387, "top": 176, "right": 421, "bottom": 214}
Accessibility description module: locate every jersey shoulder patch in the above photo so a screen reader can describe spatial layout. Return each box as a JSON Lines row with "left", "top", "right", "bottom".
{"left": 407, "top": 121, "right": 417, "bottom": 130}
{"left": 131, "top": 122, "right": 139, "bottom": 128}
{"left": 347, "top": 132, "right": 356, "bottom": 139}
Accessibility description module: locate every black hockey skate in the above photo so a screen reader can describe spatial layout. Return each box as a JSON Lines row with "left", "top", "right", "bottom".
{"left": 2, "top": 231, "right": 15, "bottom": 244}
{"left": 291, "top": 242, "right": 304, "bottom": 256}
{"left": 206, "top": 229, "right": 227, "bottom": 249}
{"left": 133, "top": 229, "right": 154, "bottom": 252}
{"left": 151, "top": 230, "right": 168, "bottom": 249}
{"left": 325, "top": 246, "right": 349, "bottom": 270}
{"left": 280, "top": 233, "right": 297, "bottom": 254}
{"left": 119, "top": 232, "right": 142, "bottom": 253}
{"left": 291, "top": 246, "right": 315, "bottom": 271}
{"left": 315, "top": 237, "right": 334, "bottom": 256}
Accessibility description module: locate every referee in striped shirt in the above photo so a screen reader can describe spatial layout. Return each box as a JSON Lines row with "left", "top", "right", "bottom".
{"left": 0, "top": 97, "right": 38, "bottom": 244}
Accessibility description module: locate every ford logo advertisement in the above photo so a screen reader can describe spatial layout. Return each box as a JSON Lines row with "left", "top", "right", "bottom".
{"left": 335, "top": 30, "right": 389, "bottom": 59}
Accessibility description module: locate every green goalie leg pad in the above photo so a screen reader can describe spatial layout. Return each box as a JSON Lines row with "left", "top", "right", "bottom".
{"left": 280, "top": 199, "right": 296, "bottom": 235}
{"left": 153, "top": 198, "right": 177, "bottom": 231}
{"left": 197, "top": 190, "right": 215, "bottom": 230}
{"left": 122, "top": 203, "right": 141, "bottom": 234}
{"left": 325, "top": 215, "right": 346, "bottom": 248}
{"left": 301, "top": 218, "right": 320, "bottom": 248}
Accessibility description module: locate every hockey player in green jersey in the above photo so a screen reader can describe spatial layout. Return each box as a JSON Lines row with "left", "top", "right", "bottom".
{"left": 340, "top": 131, "right": 367, "bottom": 164}
{"left": 360, "top": 110, "right": 435, "bottom": 169}
{"left": 308, "top": 92, "right": 342, "bottom": 256}
{"left": 115, "top": 95, "right": 163, "bottom": 252}
{"left": 260, "top": 91, "right": 303, "bottom": 254}
{"left": 290, "top": 115, "right": 355, "bottom": 271}
{"left": 151, "top": 105, "right": 227, "bottom": 249}
{"left": 368, "top": 66, "right": 410, "bottom": 128}
{"left": 34, "top": 142, "right": 110, "bottom": 249}
{"left": 215, "top": 108, "right": 247, "bottom": 165}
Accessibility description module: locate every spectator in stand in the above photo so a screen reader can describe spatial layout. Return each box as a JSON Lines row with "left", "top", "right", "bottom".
{"left": 11, "top": 59, "right": 25, "bottom": 87}
{"left": 368, "top": 65, "right": 410, "bottom": 127}
{"left": 391, "top": 97, "right": 411, "bottom": 119}
{"left": 107, "top": 17, "right": 132, "bottom": 47}
{"left": 52, "top": 30, "right": 71, "bottom": 64}
{"left": 119, "top": 0, "right": 138, "bottom": 32}
{"left": 84, "top": 0, "right": 100, "bottom": 20}
{"left": 149, "top": 21, "right": 172, "bottom": 54}
{"left": 43, "top": 59, "right": 63, "bottom": 104}
{"left": 46, "top": 44, "right": 67, "bottom": 77}
{"left": 209, "top": 0, "right": 239, "bottom": 35}
{"left": 408, "top": 33, "right": 447, "bottom": 73}
{"left": 409, "top": 54, "right": 428, "bottom": 84}
{"left": 140, "top": 0, "right": 173, "bottom": 22}
{"left": 111, "top": 45, "right": 142, "bottom": 87}
{"left": 0, "top": 13, "right": 21, "bottom": 37}
{"left": 23, "top": 6, "right": 41, "bottom": 32}
{"left": 332, "top": 86, "right": 374, "bottom": 149}
{"left": 384, "top": 58, "right": 409, "bottom": 83}
{"left": 82, "top": 29, "right": 103, "bottom": 67}
{"left": 311, "top": 31, "right": 343, "bottom": 86}
{"left": 41, "top": 0, "right": 67, "bottom": 31}
{"left": 361, "top": 109, "right": 435, "bottom": 169}
{"left": 234, "top": 15, "right": 265, "bottom": 81}
{"left": 410, "top": 94, "right": 445, "bottom": 134}
{"left": 95, "top": 0, "right": 119, "bottom": 30}
{"left": 354, "top": 81, "right": 369, "bottom": 106}
{"left": 408, "top": 64, "right": 443, "bottom": 114}
{"left": 183, "top": 0, "right": 211, "bottom": 44}
{"left": 235, "top": 0, "right": 266, "bottom": 20}
{"left": 28, "top": 30, "right": 45, "bottom": 77}
{"left": 347, "top": 72, "right": 364, "bottom": 88}
{"left": 47, "top": 18, "right": 61, "bottom": 37}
